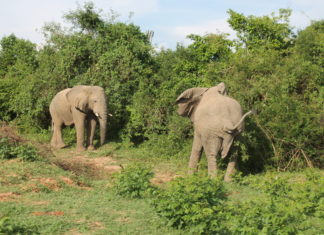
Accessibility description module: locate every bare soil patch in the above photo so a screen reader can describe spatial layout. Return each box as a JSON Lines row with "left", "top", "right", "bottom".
{"left": 52, "top": 155, "right": 122, "bottom": 179}
{"left": 0, "top": 192, "right": 21, "bottom": 202}
{"left": 151, "top": 171, "right": 181, "bottom": 185}
{"left": 32, "top": 211, "right": 64, "bottom": 216}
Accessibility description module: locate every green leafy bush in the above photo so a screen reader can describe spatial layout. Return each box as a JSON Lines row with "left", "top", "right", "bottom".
{"left": 152, "top": 175, "right": 229, "bottom": 234}
{"left": 113, "top": 164, "right": 155, "bottom": 198}
{"left": 0, "top": 138, "right": 40, "bottom": 161}
{"left": 229, "top": 199, "right": 300, "bottom": 235}
{"left": 0, "top": 216, "right": 39, "bottom": 234}
{"left": 229, "top": 170, "right": 324, "bottom": 234}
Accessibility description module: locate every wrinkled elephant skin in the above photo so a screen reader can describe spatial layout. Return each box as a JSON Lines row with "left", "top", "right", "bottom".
{"left": 175, "top": 82, "right": 253, "bottom": 181}
{"left": 50, "top": 85, "right": 107, "bottom": 151}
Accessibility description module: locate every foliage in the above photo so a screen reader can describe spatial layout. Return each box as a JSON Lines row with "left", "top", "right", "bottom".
{"left": 113, "top": 164, "right": 155, "bottom": 198}
{"left": 0, "top": 137, "right": 40, "bottom": 161}
{"left": 294, "top": 20, "right": 324, "bottom": 66}
{"left": 229, "top": 170, "right": 324, "bottom": 234}
{"left": 0, "top": 149, "right": 182, "bottom": 235}
{"left": 0, "top": 3, "right": 322, "bottom": 171}
{"left": 1, "top": 135, "right": 323, "bottom": 234}
{"left": 152, "top": 175, "right": 229, "bottom": 234}
{"left": 151, "top": 171, "right": 324, "bottom": 234}
{"left": 227, "top": 8, "right": 295, "bottom": 50}
{"left": 0, "top": 216, "right": 39, "bottom": 234}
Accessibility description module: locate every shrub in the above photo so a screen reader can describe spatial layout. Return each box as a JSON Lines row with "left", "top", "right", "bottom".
{"left": 229, "top": 170, "right": 324, "bottom": 234}
{"left": 229, "top": 199, "right": 300, "bottom": 235}
{"left": 113, "top": 164, "right": 155, "bottom": 198}
{"left": 0, "top": 216, "right": 39, "bottom": 234}
{"left": 0, "top": 137, "right": 40, "bottom": 161}
{"left": 152, "top": 175, "right": 229, "bottom": 234}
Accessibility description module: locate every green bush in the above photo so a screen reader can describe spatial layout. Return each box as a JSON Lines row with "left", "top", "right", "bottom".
{"left": 152, "top": 175, "right": 229, "bottom": 234}
{"left": 0, "top": 138, "right": 40, "bottom": 161}
{"left": 229, "top": 170, "right": 324, "bottom": 234}
{"left": 229, "top": 199, "right": 300, "bottom": 235}
{"left": 0, "top": 216, "right": 39, "bottom": 234}
{"left": 113, "top": 164, "right": 155, "bottom": 198}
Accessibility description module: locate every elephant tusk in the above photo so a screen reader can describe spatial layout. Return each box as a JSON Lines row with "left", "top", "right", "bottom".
{"left": 108, "top": 113, "right": 113, "bottom": 117}
{"left": 95, "top": 113, "right": 101, "bottom": 119}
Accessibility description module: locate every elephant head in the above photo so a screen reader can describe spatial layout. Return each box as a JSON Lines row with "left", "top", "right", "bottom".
{"left": 175, "top": 88, "right": 208, "bottom": 118}
{"left": 175, "top": 82, "right": 227, "bottom": 120}
{"left": 66, "top": 85, "right": 107, "bottom": 145}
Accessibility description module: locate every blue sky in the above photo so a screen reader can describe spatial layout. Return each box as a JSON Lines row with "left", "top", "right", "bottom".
{"left": 0, "top": 0, "right": 323, "bottom": 49}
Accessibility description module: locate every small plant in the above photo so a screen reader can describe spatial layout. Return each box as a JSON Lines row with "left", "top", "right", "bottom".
{"left": 113, "top": 164, "right": 155, "bottom": 198}
{"left": 229, "top": 198, "right": 300, "bottom": 235}
{"left": 0, "top": 137, "right": 40, "bottom": 161}
{"left": 152, "top": 174, "right": 229, "bottom": 234}
{"left": 0, "top": 138, "right": 13, "bottom": 159}
{"left": 0, "top": 216, "right": 39, "bottom": 234}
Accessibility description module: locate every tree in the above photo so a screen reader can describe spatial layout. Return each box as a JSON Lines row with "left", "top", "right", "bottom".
{"left": 0, "top": 34, "right": 38, "bottom": 78}
{"left": 227, "top": 9, "right": 295, "bottom": 51}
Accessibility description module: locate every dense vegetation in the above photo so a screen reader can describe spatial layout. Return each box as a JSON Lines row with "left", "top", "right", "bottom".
{"left": 0, "top": 2, "right": 323, "bottom": 173}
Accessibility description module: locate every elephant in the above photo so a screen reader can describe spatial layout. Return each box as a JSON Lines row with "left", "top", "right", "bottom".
{"left": 50, "top": 85, "right": 107, "bottom": 151}
{"left": 175, "top": 82, "right": 254, "bottom": 181}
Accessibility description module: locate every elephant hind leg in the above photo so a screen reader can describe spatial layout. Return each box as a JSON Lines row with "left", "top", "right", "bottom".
{"left": 51, "top": 121, "right": 66, "bottom": 149}
{"left": 188, "top": 132, "right": 203, "bottom": 174}
{"left": 221, "top": 135, "right": 234, "bottom": 159}
{"left": 224, "top": 155, "right": 238, "bottom": 182}
{"left": 203, "top": 137, "right": 222, "bottom": 178}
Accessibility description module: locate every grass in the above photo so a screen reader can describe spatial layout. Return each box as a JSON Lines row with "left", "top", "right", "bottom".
{"left": 0, "top": 137, "right": 188, "bottom": 234}
{"left": 0, "top": 155, "right": 184, "bottom": 234}
{"left": 1, "top": 187, "right": 183, "bottom": 234}
{"left": 0, "top": 127, "right": 323, "bottom": 234}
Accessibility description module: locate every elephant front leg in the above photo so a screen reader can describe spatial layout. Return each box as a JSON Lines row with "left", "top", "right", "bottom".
{"left": 74, "top": 113, "right": 86, "bottom": 151}
{"left": 86, "top": 117, "right": 97, "bottom": 150}
{"left": 188, "top": 133, "right": 203, "bottom": 174}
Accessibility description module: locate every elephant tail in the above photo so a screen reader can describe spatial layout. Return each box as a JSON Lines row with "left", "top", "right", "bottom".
{"left": 225, "top": 110, "right": 256, "bottom": 134}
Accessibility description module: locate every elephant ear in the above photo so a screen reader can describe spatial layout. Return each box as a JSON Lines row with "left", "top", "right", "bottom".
{"left": 216, "top": 82, "right": 227, "bottom": 95}
{"left": 66, "top": 86, "right": 89, "bottom": 113}
{"left": 175, "top": 87, "right": 208, "bottom": 117}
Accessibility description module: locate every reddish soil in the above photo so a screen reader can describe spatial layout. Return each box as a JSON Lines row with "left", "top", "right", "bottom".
{"left": 0, "top": 192, "right": 21, "bottom": 202}
{"left": 32, "top": 211, "right": 64, "bottom": 216}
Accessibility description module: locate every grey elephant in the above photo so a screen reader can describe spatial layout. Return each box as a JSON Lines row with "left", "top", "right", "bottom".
{"left": 50, "top": 85, "right": 107, "bottom": 151}
{"left": 175, "top": 82, "right": 253, "bottom": 181}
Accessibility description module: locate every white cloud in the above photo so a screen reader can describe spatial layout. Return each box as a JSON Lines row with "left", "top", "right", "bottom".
{"left": 290, "top": 0, "right": 323, "bottom": 27}
{"left": 94, "top": 0, "right": 159, "bottom": 16}
{"left": 171, "top": 19, "right": 236, "bottom": 46}
{"left": 0, "top": 0, "right": 160, "bottom": 45}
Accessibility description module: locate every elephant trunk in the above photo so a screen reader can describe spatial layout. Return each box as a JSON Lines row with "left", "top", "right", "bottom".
{"left": 99, "top": 110, "right": 107, "bottom": 145}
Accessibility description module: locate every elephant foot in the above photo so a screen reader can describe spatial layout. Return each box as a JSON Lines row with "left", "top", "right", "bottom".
{"left": 208, "top": 172, "right": 217, "bottom": 179}
{"left": 87, "top": 145, "right": 95, "bottom": 151}
{"left": 224, "top": 175, "right": 232, "bottom": 182}
{"left": 188, "top": 166, "right": 198, "bottom": 175}
{"left": 76, "top": 146, "right": 86, "bottom": 152}
{"left": 51, "top": 143, "right": 67, "bottom": 149}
